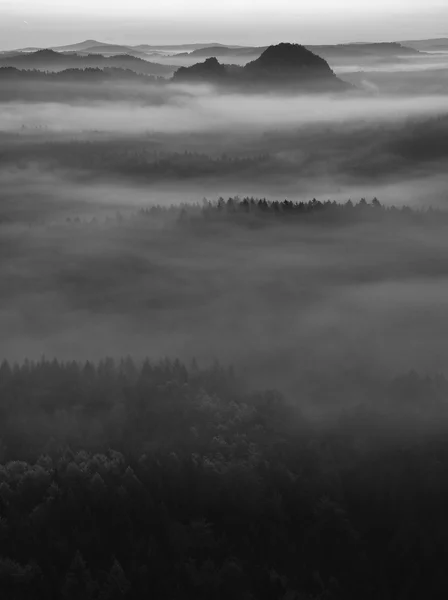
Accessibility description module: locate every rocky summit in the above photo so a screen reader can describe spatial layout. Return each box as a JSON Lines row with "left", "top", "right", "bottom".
{"left": 173, "top": 42, "right": 350, "bottom": 91}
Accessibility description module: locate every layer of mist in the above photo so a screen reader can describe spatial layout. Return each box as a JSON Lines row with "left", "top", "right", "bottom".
{"left": 1, "top": 39, "right": 448, "bottom": 402}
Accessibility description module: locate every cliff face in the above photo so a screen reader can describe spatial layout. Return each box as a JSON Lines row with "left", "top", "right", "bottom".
{"left": 172, "top": 43, "right": 350, "bottom": 92}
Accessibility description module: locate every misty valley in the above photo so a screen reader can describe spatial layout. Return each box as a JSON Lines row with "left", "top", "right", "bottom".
{"left": 2, "top": 34, "right": 448, "bottom": 600}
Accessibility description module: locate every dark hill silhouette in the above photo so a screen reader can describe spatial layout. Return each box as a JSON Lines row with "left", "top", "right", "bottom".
{"left": 0, "top": 49, "right": 176, "bottom": 77}
{"left": 0, "top": 67, "right": 161, "bottom": 102}
{"left": 0, "top": 67, "right": 24, "bottom": 80}
{"left": 25, "top": 49, "right": 62, "bottom": 64}
{"left": 0, "top": 66, "right": 153, "bottom": 82}
{"left": 173, "top": 43, "right": 350, "bottom": 92}
{"left": 174, "top": 56, "right": 231, "bottom": 82}
{"left": 244, "top": 43, "right": 338, "bottom": 80}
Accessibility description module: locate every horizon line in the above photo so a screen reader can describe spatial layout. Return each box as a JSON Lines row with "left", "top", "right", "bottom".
{"left": 5, "top": 34, "right": 446, "bottom": 53}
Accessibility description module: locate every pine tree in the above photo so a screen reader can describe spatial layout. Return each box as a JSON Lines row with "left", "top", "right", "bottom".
{"left": 62, "top": 551, "right": 96, "bottom": 600}
{"left": 99, "top": 559, "right": 131, "bottom": 599}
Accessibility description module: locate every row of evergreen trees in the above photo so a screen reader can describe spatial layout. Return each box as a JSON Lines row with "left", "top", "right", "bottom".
{"left": 38, "top": 196, "right": 447, "bottom": 230}
{"left": 136, "top": 196, "right": 447, "bottom": 227}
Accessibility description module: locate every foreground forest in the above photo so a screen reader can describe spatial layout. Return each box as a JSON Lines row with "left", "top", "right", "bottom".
{"left": 2, "top": 357, "right": 448, "bottom": 600}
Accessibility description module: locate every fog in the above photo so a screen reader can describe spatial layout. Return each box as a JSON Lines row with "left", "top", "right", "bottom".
{"left": 0, "top": 91, "right": 447, "bottom": 134}
{"left": 335, "top": 58, "right": 448, "bottom": 74}
{"left": 2, "top": 198, "right": 448, "bottom": 408}
{"left": 1, "top": 50, "right": 448, "bottom": 404}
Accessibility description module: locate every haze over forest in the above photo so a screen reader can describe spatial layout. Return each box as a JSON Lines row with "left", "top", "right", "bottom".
{"left": 2, "top": 1, "right": 448, "bottom": 598}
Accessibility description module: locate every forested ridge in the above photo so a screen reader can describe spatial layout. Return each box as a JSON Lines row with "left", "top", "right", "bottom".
{"left": 0, "top": 67, "right": 156, "bottom": 82}
{"left": 2, "top": 357, "right": 448, "bottom": 599}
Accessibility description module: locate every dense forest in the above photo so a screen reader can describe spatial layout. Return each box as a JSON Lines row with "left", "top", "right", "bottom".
{"left": 2, "top": 357, "right": 448, "bottom": 599}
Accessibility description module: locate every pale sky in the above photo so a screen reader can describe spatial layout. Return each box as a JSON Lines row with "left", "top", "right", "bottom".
{"left": 1, "top": 0, "right": 448, "bottom": 49}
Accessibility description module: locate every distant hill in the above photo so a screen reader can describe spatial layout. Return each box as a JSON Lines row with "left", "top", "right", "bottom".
{"left": 134, "top": 43, "right": 241, "bottom": 52}
{"left": 15, "top": 40, "right": 108, "bottom": 53}
{"left": 182, "top": 45, "right": 267, "bottom": 58}
{"left": 51, "top": 39, "right": 108, "bottom": 52}
{"left": 16, "top": 40, "right": 224, "bottom": 57}
{"left": 13, "top": 39, "right": 428, "bottom": 58}
{"left": 75, "top": 45, "right": 149, "bottom": 58}
{"left": 173, "top": 43, "right": 350, "bottom": 92}
{"left": 0, "top": 66, "right": 154, "bottom": 82}
{"left": 400, "top": 38, "right": 448, "bottom": 52}
{"left": 0, "top": 67, "right": 162, "bottom": 102}
{"left": 308, "top": 42, "right": 420, "bottom": 59}
{"left": 0, "top": 49, "right": 176, "bottom": 77}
